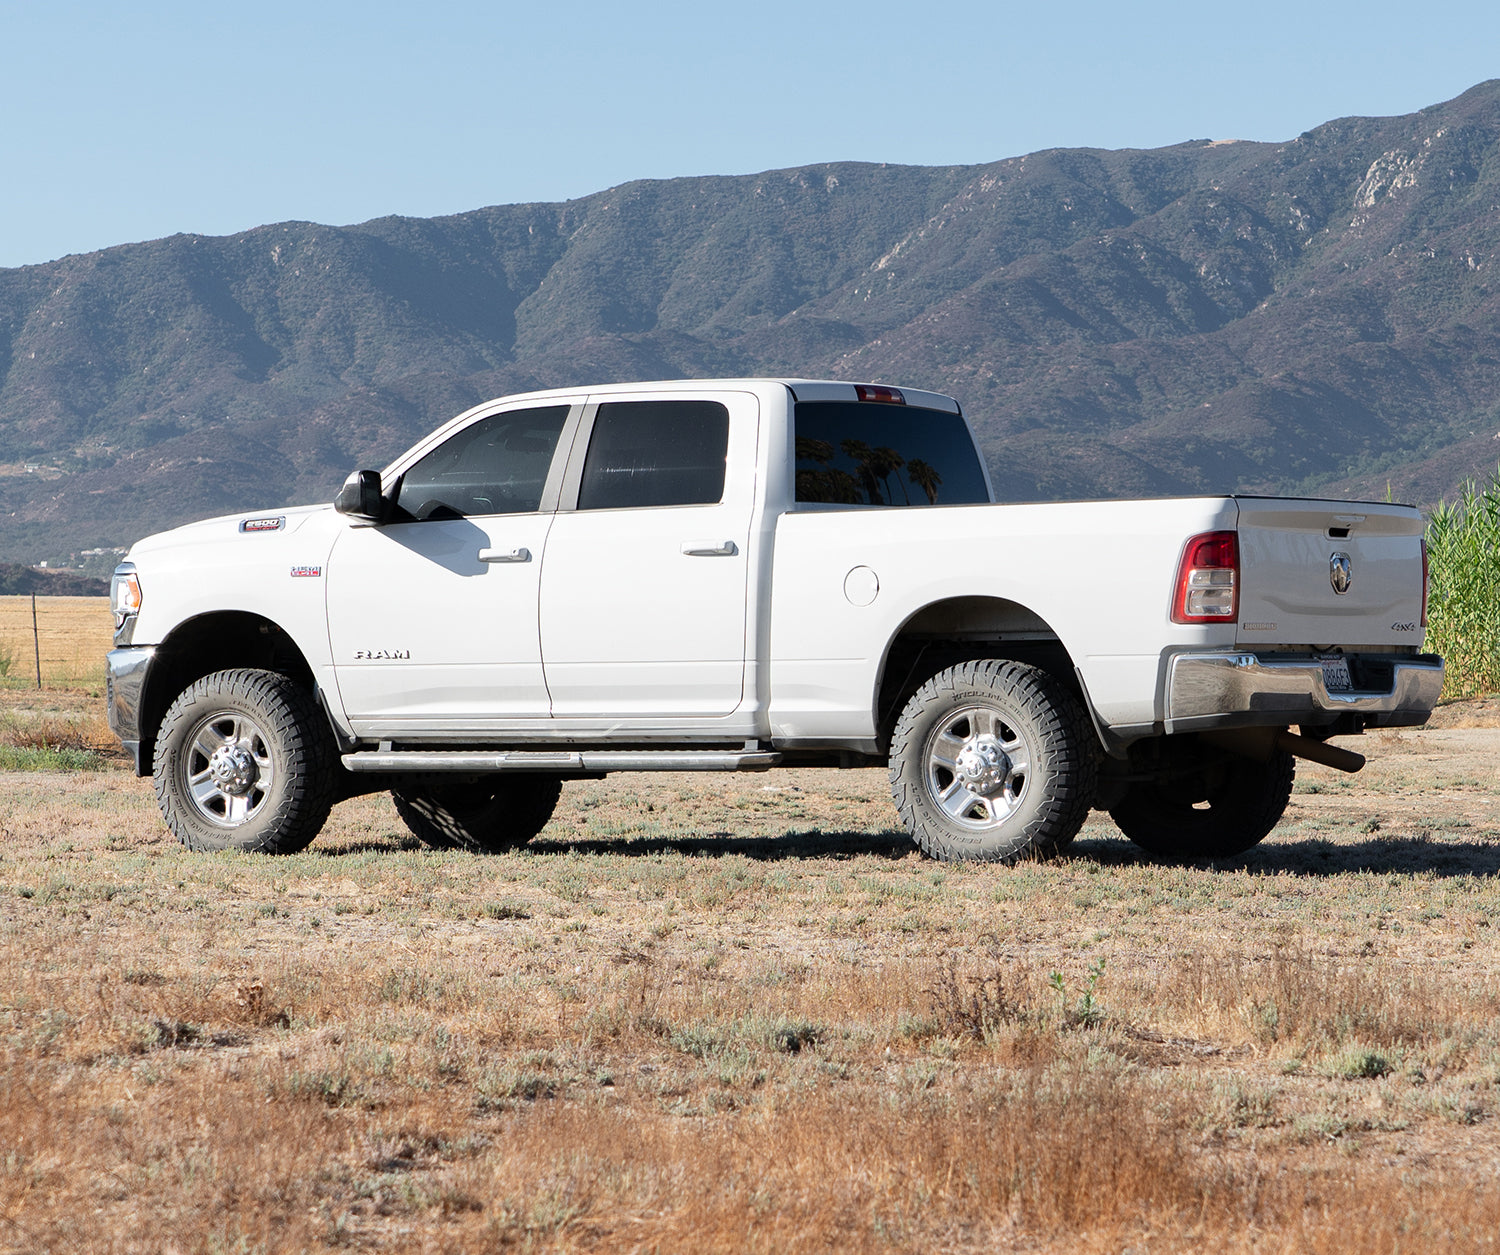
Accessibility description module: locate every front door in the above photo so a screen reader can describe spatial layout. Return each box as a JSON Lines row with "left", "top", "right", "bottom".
{"left": 327, "top": 402, "right": 575, "bottom": 734}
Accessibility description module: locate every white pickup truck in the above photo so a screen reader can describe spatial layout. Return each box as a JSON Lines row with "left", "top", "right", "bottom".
{"left": 106, "top": 379, "right": 1442, "bottom": 863}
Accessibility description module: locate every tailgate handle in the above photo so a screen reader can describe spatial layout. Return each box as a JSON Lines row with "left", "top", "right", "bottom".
{"left": 478, "top": 547, "right": 531, "bottom": 563}
{"left": 681, "top": 540, "right": 738, "bottom": 557}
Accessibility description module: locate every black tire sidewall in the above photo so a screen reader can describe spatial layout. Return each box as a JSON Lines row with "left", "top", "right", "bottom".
{"left": 1109, "top": 748, "right": 1295, "bottom": 860}
{"left": 392, "top": 776, "right": 562, "bottom": 853}
{"left": 153, "top": 669, "right": 332, "bottom": 854}
{"left": 890, "top": 660, "right": 1094, "bottom": 863}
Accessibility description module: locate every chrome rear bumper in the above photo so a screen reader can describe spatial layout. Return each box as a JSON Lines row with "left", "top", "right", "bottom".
{"left": 1166, "top": 651, "right": 1443, "bottom": 733}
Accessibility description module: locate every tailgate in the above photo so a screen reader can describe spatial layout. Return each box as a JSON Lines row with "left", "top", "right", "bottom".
{"left": 1234, "top": 498, "right": 1426, "bottom": 649}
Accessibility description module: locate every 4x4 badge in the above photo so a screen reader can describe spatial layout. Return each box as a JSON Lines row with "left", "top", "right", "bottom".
{"left": 1330, "top": 552, "right": 1352, "bottom": 595}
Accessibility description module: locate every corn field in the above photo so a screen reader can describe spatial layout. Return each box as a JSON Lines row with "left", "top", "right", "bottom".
{"left": 1425, "top": 468, "right": 1500, "bottom": 699}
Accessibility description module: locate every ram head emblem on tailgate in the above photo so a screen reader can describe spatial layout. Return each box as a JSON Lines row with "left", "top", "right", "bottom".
{"left": 1329, "top": 552, "right": 1352, "bottom": 595}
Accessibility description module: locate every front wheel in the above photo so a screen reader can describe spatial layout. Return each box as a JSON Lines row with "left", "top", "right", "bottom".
{"left": 153, "top": 669, "right": 336, "bottom": 854}
{"left": 1109, "top": 747, "right": 1295, "bottom": 860}
{"left": 889, "top": 660, "right": 1097, "bottom": 863}
{"left": 391, "top": 776, "right": 562, "bottom": 853}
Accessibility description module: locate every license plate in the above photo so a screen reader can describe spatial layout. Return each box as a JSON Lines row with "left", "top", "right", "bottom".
{"left": 1320, "top": 655, "right": 1353, "bottom": 692}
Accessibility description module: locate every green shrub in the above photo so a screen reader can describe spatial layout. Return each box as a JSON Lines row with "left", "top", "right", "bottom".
{"left": 0, "top": 745, "right": 107, "bottom": 771}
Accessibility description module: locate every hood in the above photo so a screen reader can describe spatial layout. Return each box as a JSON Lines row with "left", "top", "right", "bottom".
{"left": 127, "top": 503, "right": 335, "bottom": 561}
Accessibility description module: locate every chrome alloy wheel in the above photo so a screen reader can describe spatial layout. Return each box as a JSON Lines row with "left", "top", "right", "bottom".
{"left": 180, "top": 711, "right": 276, "bottom": 827}
{"left": 922, "top": 704, "right": 1033, "bottom": 830}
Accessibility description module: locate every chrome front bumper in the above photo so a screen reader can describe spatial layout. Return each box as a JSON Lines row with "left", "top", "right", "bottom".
{"left": 106, "top": 645, "right": 157, "bottom": 774}
{"left": 1166, "top": 651, "right": 1444, "bottom": 732}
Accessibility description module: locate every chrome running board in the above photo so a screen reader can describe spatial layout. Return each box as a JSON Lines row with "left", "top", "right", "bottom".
{"left": 341, "top": 748, "right": 782, "bottom": 773}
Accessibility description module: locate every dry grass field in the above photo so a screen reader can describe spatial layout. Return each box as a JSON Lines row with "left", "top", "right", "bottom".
{"left": 0, "top": 594, "right": 111, "bottom": 688}
{"left": 1, "top": 673, "right": 1499, "bottom": 1252}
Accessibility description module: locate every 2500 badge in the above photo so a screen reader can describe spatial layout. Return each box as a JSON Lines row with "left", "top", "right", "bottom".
{"left": 353, "top": 649, "right": 411, "bottom": 660}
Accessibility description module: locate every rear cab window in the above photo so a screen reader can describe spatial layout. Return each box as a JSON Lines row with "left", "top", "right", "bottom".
{"left": 793, "top": 401, "right": 990, "bottom": 507}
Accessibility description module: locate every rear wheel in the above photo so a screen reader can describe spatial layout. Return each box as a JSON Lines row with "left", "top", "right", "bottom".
{"left": 153, "top": 669, "right": 335, "bottom": 854}
{"left": 391, "top": 776, "right": 562, "bottom": 853}
{"left": 1109, "top": 747, "right": 1295, "bottom": 860}
{"left": 889, "top": 659, "right": 1097, "bottom": 863}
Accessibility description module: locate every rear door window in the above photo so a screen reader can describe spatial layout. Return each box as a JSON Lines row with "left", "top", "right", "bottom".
{"left": 794, "top": 401, "right": 989, "bottom": 506}
{"left": 577, "top": 400, "right": 730, "bottom": 510}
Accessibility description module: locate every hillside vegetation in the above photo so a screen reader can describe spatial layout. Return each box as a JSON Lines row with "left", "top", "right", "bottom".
{"left": 3, "top": 82, "right": 1500, "bottom": 560}
{"left": 0, "top": 563, "right": 107, "bottom": 596}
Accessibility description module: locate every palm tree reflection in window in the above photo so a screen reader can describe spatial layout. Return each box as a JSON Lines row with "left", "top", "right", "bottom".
{"left": 795, "top": 437, "right": 944, "bottom": 505}
{"left": 795, "top": 438, "right": 861, "bottom": 503}
{"left": 906, "top": 458, "right": 942, "bottom": 504}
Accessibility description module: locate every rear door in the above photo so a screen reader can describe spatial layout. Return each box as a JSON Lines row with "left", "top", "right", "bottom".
{"left": 538, "top": 390, "right": 758, "bottom": 719}
{"left": 1234, "top": 498, "right": 1426, "bottom": 650}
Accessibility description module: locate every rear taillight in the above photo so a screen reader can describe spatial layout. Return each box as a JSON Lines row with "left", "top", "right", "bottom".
{"left": 854, "top": 384, "right": 905, "bottom": 405}
{"left": 1420, "top": 538, "right": 1429, "bottom": 628}
{"left": 1171, "top": 531, "right": 1239, "bottom": 624}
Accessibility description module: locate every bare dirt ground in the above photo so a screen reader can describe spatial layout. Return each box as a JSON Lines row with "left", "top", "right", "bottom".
{"left": 2, "top": 689, "right": 1499, "bottom": 1251}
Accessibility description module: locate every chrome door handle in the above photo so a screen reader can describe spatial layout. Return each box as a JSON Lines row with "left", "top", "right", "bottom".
{"left": 478, "top": 547, "right": 531, "bottom": 563}
{"left": 680, "top": 540, "right": 738, "bottom": 557}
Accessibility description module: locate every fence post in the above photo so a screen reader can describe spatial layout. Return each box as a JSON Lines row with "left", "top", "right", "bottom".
{"left": 31, "top": 592, "right": 42, "bottom": 689}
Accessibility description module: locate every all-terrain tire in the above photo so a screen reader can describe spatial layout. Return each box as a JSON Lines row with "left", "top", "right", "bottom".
{"left": 153, "top": 668, "right": 336, "bottom": 854}
{"left": 1109, "top": 748, "right": 1295, "bottom": 860}
{"left": 889, "top": 660, "right": 1098, "bottom": 863}
{"left": 391, "top": 776, "right": 562, "bottom": 853}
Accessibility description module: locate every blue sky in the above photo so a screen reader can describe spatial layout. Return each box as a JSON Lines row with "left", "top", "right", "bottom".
{"left": 3, "top": 0, "right": 1497, "bottom": 269}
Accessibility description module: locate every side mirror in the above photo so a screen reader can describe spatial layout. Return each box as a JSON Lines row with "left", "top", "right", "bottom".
{"left": 335, "top": 469, "right": 385, "bottom": 522}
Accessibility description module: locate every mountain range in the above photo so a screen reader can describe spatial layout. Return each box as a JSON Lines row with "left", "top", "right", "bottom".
{"left": 4, "top": 81, "right": 1500, "bottom": 567}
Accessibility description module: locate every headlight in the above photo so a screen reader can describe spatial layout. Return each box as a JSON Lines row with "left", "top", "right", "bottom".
{"left": 110, "top": 563, "right": 142, "bottom": 628}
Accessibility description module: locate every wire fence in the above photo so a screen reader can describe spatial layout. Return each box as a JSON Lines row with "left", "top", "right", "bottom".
{"left": 0, "top": 595, "right": 112, "bottom": 688}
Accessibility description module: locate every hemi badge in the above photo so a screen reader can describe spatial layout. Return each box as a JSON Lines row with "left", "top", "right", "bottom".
{"left": 240, "top": 516, "right": 285, "bottom": 533}
{"left": 290, "top": 565, "right": 322, "bottom": 578}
